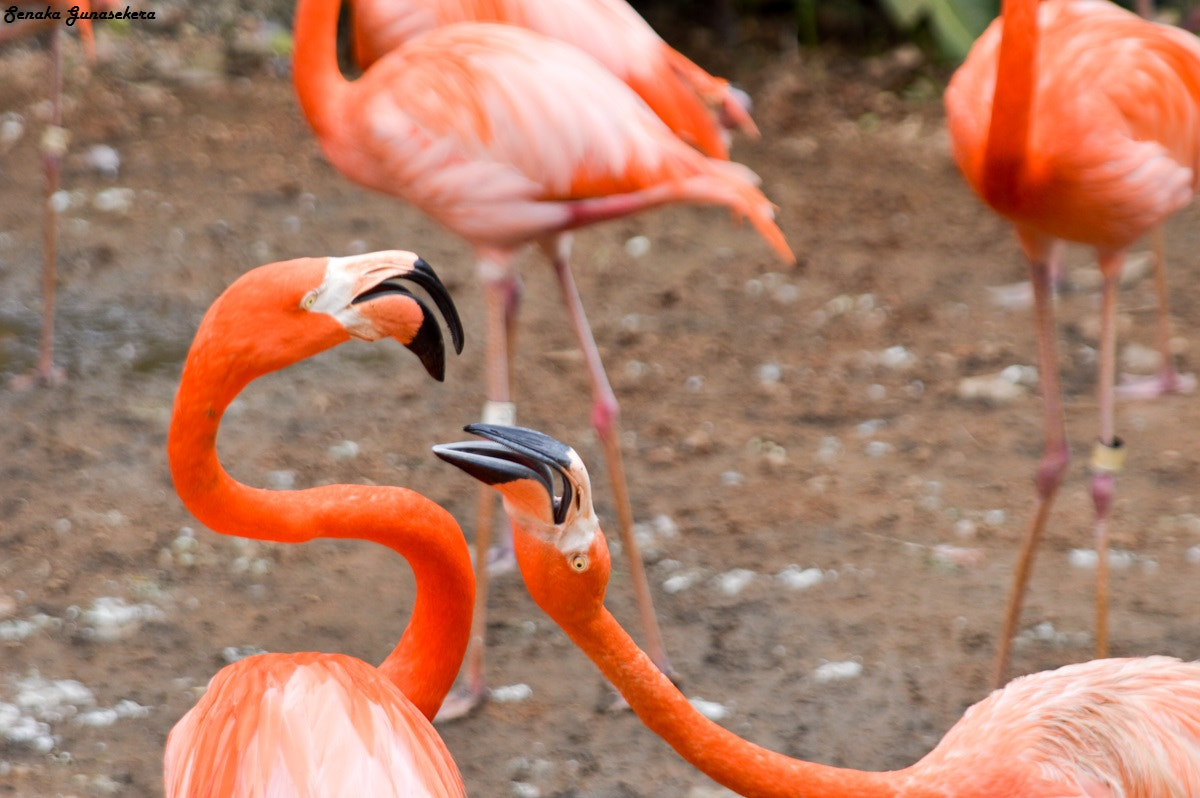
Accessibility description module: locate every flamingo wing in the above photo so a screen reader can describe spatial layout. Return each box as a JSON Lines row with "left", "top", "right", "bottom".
{"left": 335, "top": 23, "right": 762, "bottom": 247}
{"left": 164, "top": 653, "right": 465, "bottom": 798}
{"left": 912, "top": 657, "right": 1200, "bottom": 796}
{"left": 350, "top": 0, "right": 749, "bottom": 157}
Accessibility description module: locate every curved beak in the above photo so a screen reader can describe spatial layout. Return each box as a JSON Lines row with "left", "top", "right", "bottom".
{"left": 347, "top": 255, "right": 465, "bottom": 381}
{"left": 433, "top": 424, "right": 575, "bottom": 524}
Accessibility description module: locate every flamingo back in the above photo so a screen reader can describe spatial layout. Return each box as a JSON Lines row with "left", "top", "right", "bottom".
{"left": 330, "top": 23, "right": 784, "bottom": 254}
{"left": 911, "top": 657, "right": 1200, "bottom": 796}
{"left": 164, "top": 652, "right": 465, "bottom": 798}
{"left": 349, "top": 0, "right": 748, "bottom": 157}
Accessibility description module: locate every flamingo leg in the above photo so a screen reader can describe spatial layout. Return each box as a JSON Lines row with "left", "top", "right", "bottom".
{"left": 1091, "top": 257, "right": 1126, "bottom": 659}
{"left": 1115, "top": 226, "right": 1195, "bottom": 398}
{"left": 436, "top": 270, "right": 521, "bottom": 722}
{"left": 547, "top": 244, "right": 672, "bottom": 679}
{"left": 994, "top": 256, "right": 1070, "bottom": 688}
{"left": 15, "top": 28, "right": 68, "bottom": 388}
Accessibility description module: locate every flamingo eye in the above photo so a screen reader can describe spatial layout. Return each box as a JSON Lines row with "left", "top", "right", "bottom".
{"left": 301, "top": 290, "right": 319, "bottom": 310}
{"left": 569, "top": 553, "right": 589, "bottom": 572}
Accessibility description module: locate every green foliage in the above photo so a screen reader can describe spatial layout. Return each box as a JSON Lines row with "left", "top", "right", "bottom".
{"left": 876, "top": 0, "right": 997, "bottom": 59}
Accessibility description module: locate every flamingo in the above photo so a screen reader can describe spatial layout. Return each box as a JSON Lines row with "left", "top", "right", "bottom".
{"left": 346, "top": 0, "right": 758, "bottom": 160}
{"left": 434, "top": 423, "right": 1200, "bottom": 798}
{"left": 944, "top": 0, "right": 1200, "bottom": 686}
{"left": 292, "top": 0, "right": 795, "bottom": 717}
{"left": 163, "top": 251, "right": 471, "bottom": 796}
{"left": 1, "top": 0, "right": 112, "bottom": 386}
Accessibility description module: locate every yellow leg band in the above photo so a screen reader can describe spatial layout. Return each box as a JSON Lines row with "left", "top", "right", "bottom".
{"left": 1090, "top": 438, "right": 1126, "bottom": 474}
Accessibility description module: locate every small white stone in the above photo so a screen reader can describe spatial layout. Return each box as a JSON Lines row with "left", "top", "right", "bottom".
{"left": 327, "top": 440, "right": 360, "bottom": 460}
{"left": 93, "top": 187, "right": 135, "bottom": 214}
{"left": 624, "top": 235, "right": 651, "bottom": 258}
{"left": 776, "top": 566, "right": 824, "bottom": 590}
{"left": 662, "top": 571, "right": 704, "bottom": 594}
{"left": 490, "top": 683, "right": 533, "bottom": 703}
{"left": 714, "top": 569, "right": 756, "bottom": 596}
{"left": 689, "top": 697, "right": 730, "bottom": 721}
{"left": 812, "top": 660, "right": 863, "bottom": 683}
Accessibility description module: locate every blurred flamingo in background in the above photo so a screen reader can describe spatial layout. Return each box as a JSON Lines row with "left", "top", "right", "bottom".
{"left": 944, "top": 0, "right": 1200, "bottom": 686}
{"left": 1, "top": 0, "right": 113, "bottom": 386}
{"left": 164, "top": 251, "right": 471, "bottom": 795}
{"left": 346, "top": 0, "right": 758, "bottom": 159}
{"left": 435, "top": 423, "right": 1200, "bottom": 798}
{"left": 293, "top": 0, "right": 794, "bottom": 718}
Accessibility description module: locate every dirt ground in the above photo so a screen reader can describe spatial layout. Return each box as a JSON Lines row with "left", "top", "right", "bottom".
{"left": 3, "top": 14, "right": 1200, "bottom": 798}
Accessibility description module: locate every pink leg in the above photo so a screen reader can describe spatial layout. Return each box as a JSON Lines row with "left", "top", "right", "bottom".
{"left": 1091, "top": 258, "right": 1126, "bottom": 659}
{"left": 548, "top": 243, "right": 672, "bottom": 679}
{"left": 15, "top": 29, "right": 67, "bottom": 388}
{"left": 436, "top": 269, "right": 521, "bottom": 722}
{"left": 1115, "top": 226, "right": 1195, "bottom": 398}
{"left": 994, "top": 256, "right": 1070, "bottom": 688}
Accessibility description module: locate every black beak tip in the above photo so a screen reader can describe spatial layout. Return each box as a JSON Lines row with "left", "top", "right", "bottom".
{"left": 405, "top": 309, "right": 447, "bottom": 382}
{"left": 462, "top": 423, "right": 574, "bottom": 468}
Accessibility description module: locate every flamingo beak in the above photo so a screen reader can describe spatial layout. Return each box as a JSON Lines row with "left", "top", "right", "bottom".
{"left": 433, "top": 424, "right": 575, "bottom": 524}
{"left": 349, "top": 257, "right": 464, "bottom": 381}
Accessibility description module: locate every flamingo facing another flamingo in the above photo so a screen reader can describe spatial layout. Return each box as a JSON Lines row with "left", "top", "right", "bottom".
{"left": 435, "top": 424, "right": 1200, "bottom": 798}
{"left": 944, "top": 0, "right": 1200, "bottom": 686}
{"left": 164, "top": 251, "right": 470, "bottom": 796}
{"left": 346, "top": 0, "right": 758, "bottom": 159}
{"left": 293, "top": 0, "right": 795, "bottom": 718}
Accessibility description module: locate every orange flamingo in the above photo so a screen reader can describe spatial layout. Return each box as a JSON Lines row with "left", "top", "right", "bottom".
{"left": 435, "top": 423, "right": 1200, "bottom": 798}
{"left": 944, "top": 0, "right": 1200, "bottom": 686}
{"left": 1, "top": 1, "right": 112, "bottom": 386}
{"left": 346, "top": 0, "right": 758, "bottom": 159}
{"left": 293, "top": 0, "right": 795, "bottom": 717}
{"left": 163, "top": 251, "right": 471, "bottom": 795}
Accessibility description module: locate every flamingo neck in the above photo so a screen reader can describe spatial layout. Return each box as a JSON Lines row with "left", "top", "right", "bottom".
{"left": 563, "top": 607, "right": 905, "bottom": 798}
{"left": 167, "top": 322, "right": 473, "bottom": 721}
{"left": 982, "top": 0, "right": 1038, "bottom": 211}
{"left": 292, "top": 0, "right": 351, "bottom": 141}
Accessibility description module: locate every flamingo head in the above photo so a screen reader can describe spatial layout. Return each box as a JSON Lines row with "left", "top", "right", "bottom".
{"left": 433, "top": 425, "right": 611, "bottom": 622}
{"left": 196, "top": 250, "right": 464, "bottom": 384}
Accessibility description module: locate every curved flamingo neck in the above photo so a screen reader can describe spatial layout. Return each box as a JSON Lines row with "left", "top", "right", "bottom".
{"left": 292, "top": 0, "right": 351, "bottom": 141}
{"left": 167, "top": 307, "right": 473, "bottom": 721}
{"left": 982, "top": 0, "right": 1038, "bottom": 212}
{"left": 562, "top": 607, "right": 906, "bottom": 798}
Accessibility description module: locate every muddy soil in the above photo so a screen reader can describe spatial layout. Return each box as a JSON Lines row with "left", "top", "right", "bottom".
{"left": 3, "top": 17, "right": 1200, "bottom": 798}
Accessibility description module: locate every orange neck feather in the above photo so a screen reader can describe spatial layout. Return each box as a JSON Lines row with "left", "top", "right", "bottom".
{"left": 513, "top": 532, "right": 906, "bottom": 798}
{"left": 982, "top": 0, "right": 1038, "bottom": 212}
{"left": 292, "top": 0, "right": 350, "bottom": 141}
{"left": 167, "top": 279, "right": 474, "bottom": 721}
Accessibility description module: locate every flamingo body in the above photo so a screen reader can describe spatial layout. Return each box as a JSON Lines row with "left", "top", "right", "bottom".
{"left": 164, "top": 252, "right": 470, "bottom": 796}
{"left": 435, "top": 425, "right": 1200, "bottom": 798}
{"left": 297, "top": 20, "right": 788, "bottom": 257}
{"left": 165, "top": 653, "right": 464, "bottom": 798}
{"left": 348, "top": 0, "right": 756, "bottom": 159}
{"left": 946, "top": 0, "right": 1200, "bottom": 251}
{"left": 945, "top": 0, "right": 1200, "bottom": 683}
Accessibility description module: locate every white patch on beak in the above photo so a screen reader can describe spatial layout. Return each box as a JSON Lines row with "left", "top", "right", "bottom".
{"left": 308, "top": 255, "right": 398, "bottom": 341}
{"left": 555, "top": 449, "right": 598, "bottom": 555}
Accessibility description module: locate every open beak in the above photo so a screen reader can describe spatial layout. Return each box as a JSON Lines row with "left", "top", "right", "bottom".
{"left": 433, "top": 424, "right": 575, "bottom": 524}
{"left": 347, "top": 255, "right": 464, "bottom": 381}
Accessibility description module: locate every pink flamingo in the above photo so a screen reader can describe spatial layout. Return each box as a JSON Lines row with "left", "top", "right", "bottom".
{"left": 293, "top": 0, "right": 795, "bottom": 717}
{"left": 435, "top": 423, "right": 1200, "bottom": 798}
{"left": 164, "top": 251, "right": 471, "bottom": 795}
{"left": 945, "top": 0, "right": 1200, "bottom": 685}
{"left": 346, "top": 0, "right": 758, "bottom": 159}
